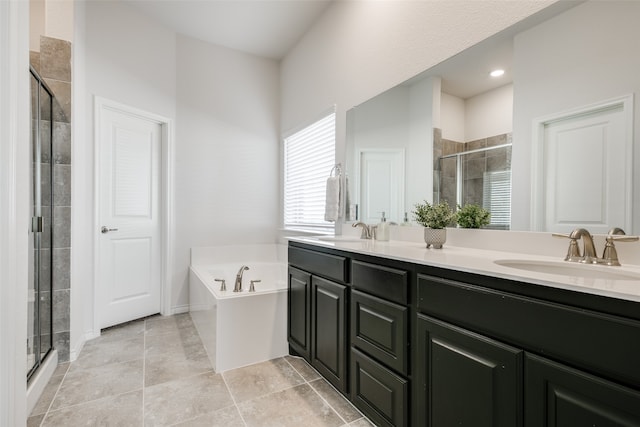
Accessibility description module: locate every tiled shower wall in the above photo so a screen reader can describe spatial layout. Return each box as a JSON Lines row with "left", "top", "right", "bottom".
{"left": 433, "top": 128, "right": 512, "bottom": 207}
{"left": 30, "top": 36, "right": 72, "bottom": 362}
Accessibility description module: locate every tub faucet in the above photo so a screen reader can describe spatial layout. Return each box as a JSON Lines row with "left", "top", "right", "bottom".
{"left": 234, "top": 265, "right": 249, "bottom": 292}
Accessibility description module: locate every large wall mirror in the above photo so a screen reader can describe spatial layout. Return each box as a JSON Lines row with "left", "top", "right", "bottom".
{"left": 344, "top": 0, "right": 639, "bottom": 234}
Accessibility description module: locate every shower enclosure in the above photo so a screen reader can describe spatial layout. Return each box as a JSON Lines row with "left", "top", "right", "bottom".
{"left": 438, "top": 143, "right": 512, "bottom": 230}
{"left": 27, "top": 67, "right": 54, "bottom": 381}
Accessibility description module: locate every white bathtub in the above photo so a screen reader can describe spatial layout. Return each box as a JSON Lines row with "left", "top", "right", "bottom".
{"left": 189, "top": 244, "right": 288, "bottom": 372}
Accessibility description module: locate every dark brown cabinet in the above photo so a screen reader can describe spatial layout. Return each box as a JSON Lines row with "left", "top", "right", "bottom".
{"left": 415, "top": 314, "right": 523, "bottom": 427}
{"left": 416, "top": 273, "right": 640, "bottom": 427}
{"left": 288, "top": 267, "right": 311, "bottom": 360}
{"left": 351, "top": 348, "right": 409, "bottom": 427}
{"left": 288, "top": 246, "right": 349, "bottom": 393}
{"left": 311, "top": 276, "right": 348, "bottom": 392}
{"left": 351, "top": 290, "right": 408, "bottom": 375}
{"left": 525, "top": 354, "right": 640, "bottom": 426}
{"left": 288, "top": 241, "right": 640, "bottom": 427}
{"left": 349, "top": 260, "right": 410, "bottom": 426}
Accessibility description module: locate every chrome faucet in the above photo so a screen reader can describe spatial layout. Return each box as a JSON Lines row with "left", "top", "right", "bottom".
{"left": 554, "top": 227, "right": 638, "bottom": 266}
{"left": 569, "top": 228, "right": 598, "bottom": 264}
{"left": 553, "top": 228, "right": 598, "bottom": 263}
{"left": 234, "top": 265, "right": 249, "bottom": 292}
{"left": 352, "top": 222, "right": 372, "bottom": 239}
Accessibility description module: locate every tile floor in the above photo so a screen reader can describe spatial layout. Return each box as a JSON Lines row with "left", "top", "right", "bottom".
{"left": 28, "top": 313, "right": 374, "bottom": 427}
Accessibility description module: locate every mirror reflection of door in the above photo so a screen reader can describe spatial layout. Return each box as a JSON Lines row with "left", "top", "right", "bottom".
{"left": 357, "top": 149, "right": 405, "bottom": 224}
{"left": 533, "top": 97, "right": 633, "bottom": 233}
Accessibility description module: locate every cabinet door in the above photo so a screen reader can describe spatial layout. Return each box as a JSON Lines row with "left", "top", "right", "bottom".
{"left": 351, "top": 348, "right": 408, "bottom": 427}
{"left": 415, "top": 314, "right": 523, "bottom": 427}
{"left": 288, "top": 267, "right": 311, "bottom": 361}
{"left": 526, "top": 353, "right": 640, "bottom": 426}
{"left": 311, "top": 275, "right": 348, "bottom": 393}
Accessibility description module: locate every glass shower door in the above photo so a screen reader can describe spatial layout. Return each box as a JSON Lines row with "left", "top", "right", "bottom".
{"left": 438, "top": 144, "right": 512, "bottom": 230}
{"left": 27, "top": 68, "right": 54, "bottom": 380}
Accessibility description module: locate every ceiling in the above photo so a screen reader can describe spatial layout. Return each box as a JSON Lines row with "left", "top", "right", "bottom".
{"left": 125, "top": 0, "right": 333, "bottom": 60}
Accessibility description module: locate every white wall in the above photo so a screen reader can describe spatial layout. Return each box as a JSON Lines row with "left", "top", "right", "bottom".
{"left": 77, "top": 2, "right": 280, "bottom": 328}
{"left": 281, "top": 0, "right": 556, "bottom": 172}
{"left": 79, "top": 0, "right": 177, "bottom": 338}
{"left": 174, "top": 35, "right": 279, "bottom": 309}
{"left": 30, "top": 0, "right": 74, "bottom": 50}
{"left": 465, "top": 83, "right": 513, "bottom": 142}
{"left": 441, "top": 92, "right": 465, "bottom": 142}
{"left": 407, "top": 77, "right": 438, "bottom": 208}
{"left": 511, "top": 1, "right": 640, "bottom": 231}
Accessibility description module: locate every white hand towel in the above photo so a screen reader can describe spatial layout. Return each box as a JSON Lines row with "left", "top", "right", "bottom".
{"left": 324, "top": 176, "right": 340, "bottom": 222}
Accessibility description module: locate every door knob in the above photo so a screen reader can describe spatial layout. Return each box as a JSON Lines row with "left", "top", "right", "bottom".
{"left": 101, "top": 226, "right": 119, "bottom": 234}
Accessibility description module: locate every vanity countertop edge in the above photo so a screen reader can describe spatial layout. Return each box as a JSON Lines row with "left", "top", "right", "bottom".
{"left": 287, "top": 236, "right": 640, "bottom": 305}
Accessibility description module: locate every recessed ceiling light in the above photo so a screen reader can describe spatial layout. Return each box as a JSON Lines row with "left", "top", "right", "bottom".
{"left": 490, "top": 69, "right": 505, "bottom": 77}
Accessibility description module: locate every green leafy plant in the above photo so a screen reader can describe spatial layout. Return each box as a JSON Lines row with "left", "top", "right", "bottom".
{"left": 456, "top": 204, "right": 491, "bottom": 228}
{"left": 413, "top": 201, "right": 456, "bottom": 229}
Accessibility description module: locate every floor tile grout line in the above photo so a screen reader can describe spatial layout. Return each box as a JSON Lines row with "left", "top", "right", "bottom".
{"left": 65, "top": 354, "right": 144, "bottom": 375}
{"left": 283, "top": 356, "right": 367, "bottom": 426}
{"left": 220, "top": 370, "right": 250, "bottom": 427}
{"left": 43, "top": 358, "right": 145, "bottom": 413}
{"left": 306, "top": 378, "right": 352, "bottom": 426}
{"left": 282, "top": 356, "right": 349, "bottom": 424}
{"left": 36, "top": 360, "right": 71, "bottom": 424}
{"left": 219, "top": 360, "right": 311, "bottom": 410}
{"left": 166, "top": 402, "right": 239, "bottom": 427}
{"left": 39, "top": 320, "right": 147, "bottom": 422}
{"left": 39, "top": 387, "right": 145, "bottom": 417}
{"left": 282, "top": 356, "right": 308, "bottom": 382}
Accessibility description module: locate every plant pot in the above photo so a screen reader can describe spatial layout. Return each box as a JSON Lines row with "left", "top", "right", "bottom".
{"left": 424, "top": 227, "right": 446, "bottom": 249}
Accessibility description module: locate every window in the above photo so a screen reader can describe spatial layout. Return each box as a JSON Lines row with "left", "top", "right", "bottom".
{"left": 483, "top": 170, "right": 511, "bottom": 229}
{"left": 283, "top": 111, "right": 336, "bottom": 231}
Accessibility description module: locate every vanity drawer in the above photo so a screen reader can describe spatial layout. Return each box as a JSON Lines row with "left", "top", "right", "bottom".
{"left": 351, "top": 348, "right": 409, "bottom": 427}
{"left": 417, "top": 274, "right": 640, "bottom": 389}
{"left": 352, "top": 260, "right": 408, "bottom": 305}
{"left": 288, "top": 246, "right": 348, "bottom": 283}
{"left": 351, "top": 290, "right": 408, "bottom": 375}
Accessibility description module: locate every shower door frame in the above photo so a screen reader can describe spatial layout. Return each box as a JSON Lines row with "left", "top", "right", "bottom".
{"left": 27, "top": 66, "right": 54, "bottom": 382}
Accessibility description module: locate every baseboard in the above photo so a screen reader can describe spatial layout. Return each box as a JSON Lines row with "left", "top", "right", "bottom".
{"left": 69, "top": 331, "right": 95, "bottom": 362}
{"left": 171, "top": 304, "right": 190, "bottom": 315}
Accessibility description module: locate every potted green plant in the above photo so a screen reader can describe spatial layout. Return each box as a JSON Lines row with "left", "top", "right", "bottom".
{"left": 413, "top": 200, "right": 457, "bottom": 248}
{"left": 456, "top": 204, "right": 491, "bottom": 228}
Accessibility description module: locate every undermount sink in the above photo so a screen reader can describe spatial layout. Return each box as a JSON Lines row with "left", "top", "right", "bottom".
{"left": 316, "top": 236, "right": 365, "bottom": 243}
{"left": 494, "top": 259, "right": 640, "bottom": 281}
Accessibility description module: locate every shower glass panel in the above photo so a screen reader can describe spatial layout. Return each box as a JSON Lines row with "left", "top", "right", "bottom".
{"left": 27, "top": 67, "right": 54, "bottom": 381}
{"left": 438, "top": 144, "right": 512, "bottom": 229}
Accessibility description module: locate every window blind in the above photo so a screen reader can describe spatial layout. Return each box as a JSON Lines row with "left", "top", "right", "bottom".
{"left": 483, "top": 170, "right": 511, "bottom": 228}
{"left": 284, "top": 112, "right": 336, "bottom": 230}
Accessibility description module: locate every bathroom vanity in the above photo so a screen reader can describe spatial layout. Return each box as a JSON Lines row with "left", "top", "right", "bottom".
{"left": 287, "top": 237, "right": 640, "bottom": 427}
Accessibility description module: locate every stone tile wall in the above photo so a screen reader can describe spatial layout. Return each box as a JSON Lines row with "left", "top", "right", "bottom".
{"left": 434, "top": 129, "right": 512, "bottom": 209}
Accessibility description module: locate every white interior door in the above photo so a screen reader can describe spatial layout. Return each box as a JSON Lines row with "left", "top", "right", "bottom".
{"left": 98, "top": 105, "right": 162, "bottom": 328}
{"left": 540, "top": 102, "right": 631, "bottom": 233}
{"left": 358, "top": 149, "right": 405, "bottom": 223}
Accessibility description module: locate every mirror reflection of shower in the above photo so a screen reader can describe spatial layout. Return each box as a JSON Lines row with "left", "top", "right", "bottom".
{"left": 437, "top": 142, "right": 512, "bottom": 230}
{"left": 28, "top": 67, "right": 54, "bottom": 381}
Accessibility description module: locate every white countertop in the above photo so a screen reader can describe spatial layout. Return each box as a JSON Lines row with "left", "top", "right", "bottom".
{"left": 289, "top": 236, "right": 640, "bottom": 303}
